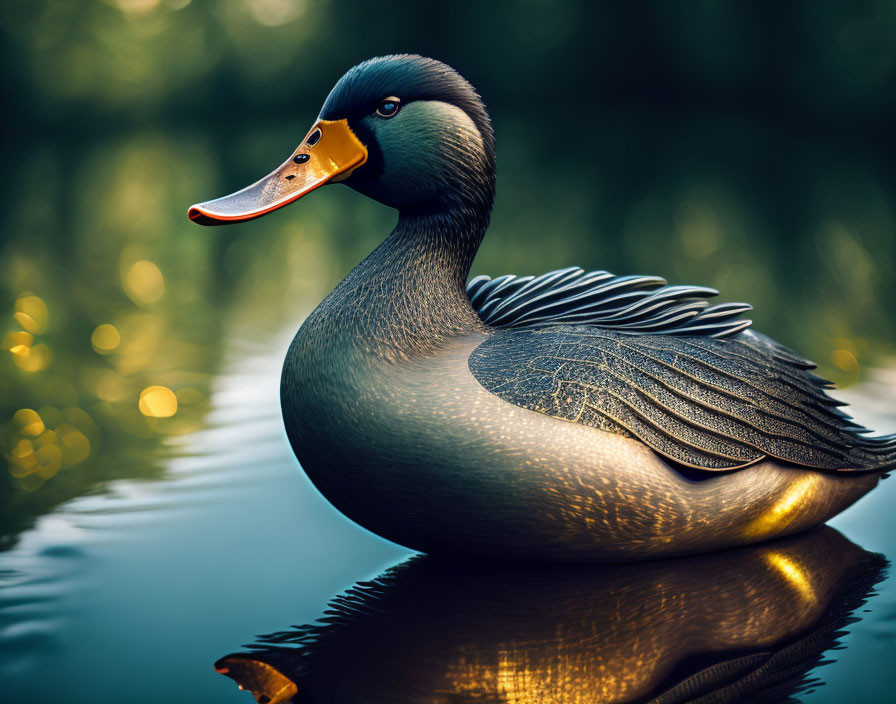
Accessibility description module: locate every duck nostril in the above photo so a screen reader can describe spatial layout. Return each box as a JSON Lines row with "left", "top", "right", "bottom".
{"left": 306, "top": 128, "right": 321, "bottom": 147}
{"left": 285, "top": 174, "right": 296, "bottom": 180}
{"left": 293, "top": 153, "right": 310, "bottom": 164}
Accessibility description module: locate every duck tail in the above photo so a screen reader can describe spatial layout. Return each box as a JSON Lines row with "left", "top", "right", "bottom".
{"left": 846, "top": 431, "right": 896, "bottom": 473}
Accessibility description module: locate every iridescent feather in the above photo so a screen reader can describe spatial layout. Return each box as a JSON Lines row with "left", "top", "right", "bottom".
{"left": 467, "top": 268, "right": 896, "bottom": 472}
{"left": 467, "top": 267, "right": 753, "bottom": 337}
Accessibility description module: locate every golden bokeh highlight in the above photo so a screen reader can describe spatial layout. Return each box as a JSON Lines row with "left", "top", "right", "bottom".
{"left": 12, "top": 342, "right": 53, "bottom": 372}
{"left": 58, "top": 424, "right": 92, "bottom": 465}
{"left": 246, "top": 0, "right": 307, "bottom": 27}
{"left": 831, "top": 348, "right": 859, "bottom": 374}
{"left": 6, "top": 407, "right": 94, "bottom": 489}
{"left": 34, "top": 429, "right": 58, "bottom": 450}
{"left": 2, "top": 331, "right": 34, "bottom": 351}
{"left": 92, "top": 323, "right": 122, "bottom": 353}
{"left": 112, "top": 0, "right": 165, "bottom": 16}
{"left": 8, "top": 456, "right": 37, "bottom": 479}
{"left": 34, "top": 444, "right": 63, "bottom": 478}
{"left": 14, "top": 295, "right": 48, "bottom": 334}
{"left": 11, "top": 438, "right": 34, "bottom": 458}
{"left": 6, "top": 294, "right": 52, "bottom": 372}
{"left": 139, "top": 385, "right": 178, "bottom": 417}
{"left": 124, "top": 260, "right": 166, "bottom": 304}
{"left": 13, "top": 408, "right": 45, "bottom": 436}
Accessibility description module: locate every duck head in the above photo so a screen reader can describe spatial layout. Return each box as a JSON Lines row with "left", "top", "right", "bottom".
{"left": 188, "top": 55, "right": 495, "bottom": 225}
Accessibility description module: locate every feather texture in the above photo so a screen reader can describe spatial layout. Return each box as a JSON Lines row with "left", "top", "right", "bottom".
{"left": 467, "top": 267, "right": 753, "bottom": 337}
{"left": 469, "top": 326, "right": 896, "bottom": 472}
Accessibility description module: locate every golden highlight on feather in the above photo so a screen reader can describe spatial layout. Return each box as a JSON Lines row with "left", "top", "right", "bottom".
{"left": 743, "top": 474, "right": 821, "bottom": 538}
{"left": 764, "top": 552, "right": 818, "bottom": 604}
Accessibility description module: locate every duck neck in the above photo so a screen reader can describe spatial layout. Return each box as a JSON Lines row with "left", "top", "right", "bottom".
{"left": 394, "top": 203, "right": 488, "bottom": 289}
{"left": 317, "top": 203, "right": 490, "bottom": 359}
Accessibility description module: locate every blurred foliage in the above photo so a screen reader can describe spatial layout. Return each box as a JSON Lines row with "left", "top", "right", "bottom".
{"left": 1, "top": 0, "right": 895, "bottom": 546}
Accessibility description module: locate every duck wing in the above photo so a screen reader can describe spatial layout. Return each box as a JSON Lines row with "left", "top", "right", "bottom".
{"left": 467, "top": 322, "right": 896, "bottom": 473}
{"left": 466, "top": 267, "right": 753, "bottom": 338}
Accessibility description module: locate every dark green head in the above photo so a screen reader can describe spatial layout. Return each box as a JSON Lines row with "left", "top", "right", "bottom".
{"left": 321, "top": 55, "right": 496, "bottom": 212}
{"left": 189, "top": 55, "right": 496, "bottom": 225}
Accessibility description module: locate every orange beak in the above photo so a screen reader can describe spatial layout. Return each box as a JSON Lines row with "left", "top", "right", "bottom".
{"left": 188, "top": 119, "right": 368, "bottom": 226}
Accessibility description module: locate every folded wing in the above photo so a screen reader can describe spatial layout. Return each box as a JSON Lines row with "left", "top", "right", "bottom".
{"left": 468, "top": 325, "right": 896, "bottom": 472}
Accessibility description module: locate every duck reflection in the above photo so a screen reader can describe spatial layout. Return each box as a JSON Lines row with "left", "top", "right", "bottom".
{"left": 215, "top": 527, "right": 886, "bottom": 704}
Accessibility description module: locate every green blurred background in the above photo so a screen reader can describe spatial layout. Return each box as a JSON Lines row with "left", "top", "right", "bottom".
{"left": 1, "top": 0, "right": 895, "bottom": 547}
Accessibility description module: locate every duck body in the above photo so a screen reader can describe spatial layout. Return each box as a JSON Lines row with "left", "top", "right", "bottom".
{"left": 190, "top": 55, "right": 892, "bottom": 562}
{"left": 280, "top": 212, "right": 878, "bottom": 562}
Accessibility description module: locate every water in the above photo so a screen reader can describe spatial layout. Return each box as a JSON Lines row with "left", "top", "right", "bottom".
{"left": 0, "top": 332, "right": 409, "bottom": 702}
{"left": 1, "top": 326, "right": 894, "bottom": 703}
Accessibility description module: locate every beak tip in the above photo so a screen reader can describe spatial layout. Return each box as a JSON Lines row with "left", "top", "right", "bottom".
{"left": 188, "top": 204, "right": 226, "bottom": 227}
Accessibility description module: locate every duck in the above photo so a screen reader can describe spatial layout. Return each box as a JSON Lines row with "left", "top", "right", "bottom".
{"left": 188, "top": 54, "right": 895, "bottom": 562}
{"left": 214, "top": 527, "right": 885, "bottom": 704}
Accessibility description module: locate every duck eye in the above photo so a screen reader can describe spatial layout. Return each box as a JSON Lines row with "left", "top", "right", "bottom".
{"left": 376, "top": 97, "right": 401, "bottom": 118}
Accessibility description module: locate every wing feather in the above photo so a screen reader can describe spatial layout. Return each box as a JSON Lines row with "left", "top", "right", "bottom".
{"left": 467, "top": 267, "right": 752, "bottom": 338}
{"left": 469, "top": 326, "right": 896, "bottom": 472}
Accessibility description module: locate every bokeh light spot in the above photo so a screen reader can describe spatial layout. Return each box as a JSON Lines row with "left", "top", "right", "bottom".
{"left": 34, "top": 430, "right": 58, "bottom": 449}
{"left": 14, "top": 295, "right": 49, "bottom": 334}
{"left": 92, "top": 323, "right": 122, "bottom": 353}
{"left": 11, "top": 438, "right": 34, "bottom": 458}
{"left": 63, "top": 407, "right": 98, "bottom": 434}
{"left": 9, "top": 454, "right": 38, "bottom": 478}
{"left": 58, "top": 424, "right": 91, "bottom": 465}
{"left": 13, "top": 409, "right": 45, "bottom": 437}
{"left": 112, "top": 0, "right": 164, "bottom": 16}
{"left": 12, "top": 342, "right": 52, "bottom": 372}
{"left": 247, "top": 0, "right": 306, "bottom": 26}
{"left": 124, "top": 260, "right": 165, "bottom": 304}
{"left": 139, "top": 385, "right": 178, "bottom": 417}
{"left": 2, "top": 331, "right": 34, "bottom": 350}
{"left": 831, "top": 348, "right": 859, "bottom": 374}
{"left": 34, "top": 443, "right": 63, "bottom": 478}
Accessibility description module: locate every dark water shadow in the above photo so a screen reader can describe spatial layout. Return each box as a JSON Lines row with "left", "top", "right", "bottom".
{"left": 215, "top": 527, "right": 887, "bottom": 704}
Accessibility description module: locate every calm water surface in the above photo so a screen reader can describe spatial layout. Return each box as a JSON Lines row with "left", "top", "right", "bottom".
{"left": 1, "top": 325, "right": 894, "bottom": 703}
